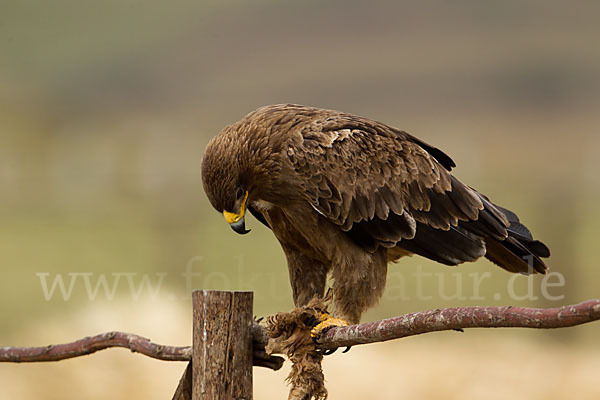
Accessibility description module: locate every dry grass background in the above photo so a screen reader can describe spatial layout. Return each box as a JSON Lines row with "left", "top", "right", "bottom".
{"left": 1, "top": 1, "right": 599, "bottom": 398}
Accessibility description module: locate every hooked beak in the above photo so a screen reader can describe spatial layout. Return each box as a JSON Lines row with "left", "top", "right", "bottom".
{"left": 223, "top": 191, "right": 251, "bottom": 235}
{"left": 229, "top": 216, "right": 250, "bottom": 235}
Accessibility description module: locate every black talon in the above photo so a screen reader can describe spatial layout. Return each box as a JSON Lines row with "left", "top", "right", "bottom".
{"left": 342, "top": 346, "right": 352, "bottom": 353}
{"left": 322, "top": 347, "right": 338, "bottom": 356}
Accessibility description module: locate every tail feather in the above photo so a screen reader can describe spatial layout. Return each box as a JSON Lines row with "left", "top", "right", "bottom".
{"left": 484, "top": 205, "right": 550, "bottom": 274}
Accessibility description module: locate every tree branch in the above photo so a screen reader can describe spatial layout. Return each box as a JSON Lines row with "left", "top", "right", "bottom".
{"left": 0, "top": 330, "right": 284, "bottom": 370}
{"left": 2, "top": 300, "right": 598, "bottom": 369}
{"left": 317, "top": 299, "right": 600, "bottom": 349}
{"left": 0, "top": 331, "right": 191, "bottom": 362}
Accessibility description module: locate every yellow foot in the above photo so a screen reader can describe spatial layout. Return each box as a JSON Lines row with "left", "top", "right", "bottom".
{"left": 310, "top": 312, "right": 349, "bottom": 341}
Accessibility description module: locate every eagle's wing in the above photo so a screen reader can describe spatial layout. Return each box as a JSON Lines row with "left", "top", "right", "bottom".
{"left": 286, "top": 115, "right": 548, "bottom": 273}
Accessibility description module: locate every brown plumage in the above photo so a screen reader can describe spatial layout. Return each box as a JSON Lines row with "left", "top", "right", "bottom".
{"left": 202, "top": 104, "right": 550, "bottom": 323}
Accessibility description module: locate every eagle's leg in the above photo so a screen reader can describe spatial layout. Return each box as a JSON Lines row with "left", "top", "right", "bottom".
{"left": 309, "top": 250, "right": 388, "bottom": 348}
{"left": 331, "top": 249, "right": 388, "bottom": 324}
{"left": 283, "top": 246, "right": 329, "bottom": 307}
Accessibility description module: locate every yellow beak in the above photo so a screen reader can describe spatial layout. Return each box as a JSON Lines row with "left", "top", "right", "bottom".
{"left": 223, "top": 191, "right": 249, "bottom": 224}
{"left": 223, "top": 210, "right": 242, "bottom": 224}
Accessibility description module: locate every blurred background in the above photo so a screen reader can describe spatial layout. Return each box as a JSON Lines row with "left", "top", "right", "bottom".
{"left": 1, "top": 1, "right": 599, "bottom": 398}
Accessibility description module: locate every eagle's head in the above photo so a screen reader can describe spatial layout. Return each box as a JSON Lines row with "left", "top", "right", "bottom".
{"left": 201, "top": 127, "right": 251, "bottom": 235}
{"left": 202, "top": 105, "right": 303, "bottom": 235}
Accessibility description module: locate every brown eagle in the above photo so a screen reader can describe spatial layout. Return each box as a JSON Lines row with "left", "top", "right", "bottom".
{"left": 201, "top": 104, "right": 550, "bottom": 325}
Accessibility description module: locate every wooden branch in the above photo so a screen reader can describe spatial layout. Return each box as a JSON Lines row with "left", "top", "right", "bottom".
{"left": 318, "top": 299, "right": 600, "bottom": 349}
{"left": 0, "top": 331, "right": 191, "bottom": 362}
{"left": 0, "top": 328, "right": 283, "bottom": 371}
{"left": 2, "top": 300, "right": 597, "bottom": 370}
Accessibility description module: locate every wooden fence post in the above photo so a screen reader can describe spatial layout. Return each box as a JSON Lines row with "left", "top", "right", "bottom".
{"left": 191, "top": 290, "right": 253, "bottom": 400}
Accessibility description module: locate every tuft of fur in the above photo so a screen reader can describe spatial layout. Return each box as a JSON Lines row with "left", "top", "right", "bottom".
{"left": 264, "top": 298, "right": 329, "bottom": 400}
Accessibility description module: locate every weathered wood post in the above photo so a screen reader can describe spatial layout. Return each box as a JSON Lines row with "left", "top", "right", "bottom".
{"left": 191, "top": 290, "right": 253, "bottom": 400}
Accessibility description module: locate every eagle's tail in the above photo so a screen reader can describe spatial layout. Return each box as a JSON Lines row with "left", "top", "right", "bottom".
{"left": 483, "top": 205, "right": 550, "bottom": 274}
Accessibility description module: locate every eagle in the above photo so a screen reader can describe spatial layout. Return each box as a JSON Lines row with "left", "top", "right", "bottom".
{"left": 201, "top": 104, "right": 550, "bottom": 326}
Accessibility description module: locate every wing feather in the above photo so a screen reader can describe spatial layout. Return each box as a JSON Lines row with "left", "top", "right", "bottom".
{"left": 286, "top": 114, "right": 489, "bottom": 251}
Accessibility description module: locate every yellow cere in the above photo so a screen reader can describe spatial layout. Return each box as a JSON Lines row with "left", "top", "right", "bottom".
{"left": 223, "top": 191, "right": 248, "bottom": 224}
{"left": 223, "top": 210, "right": 242, "bottom": 224}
